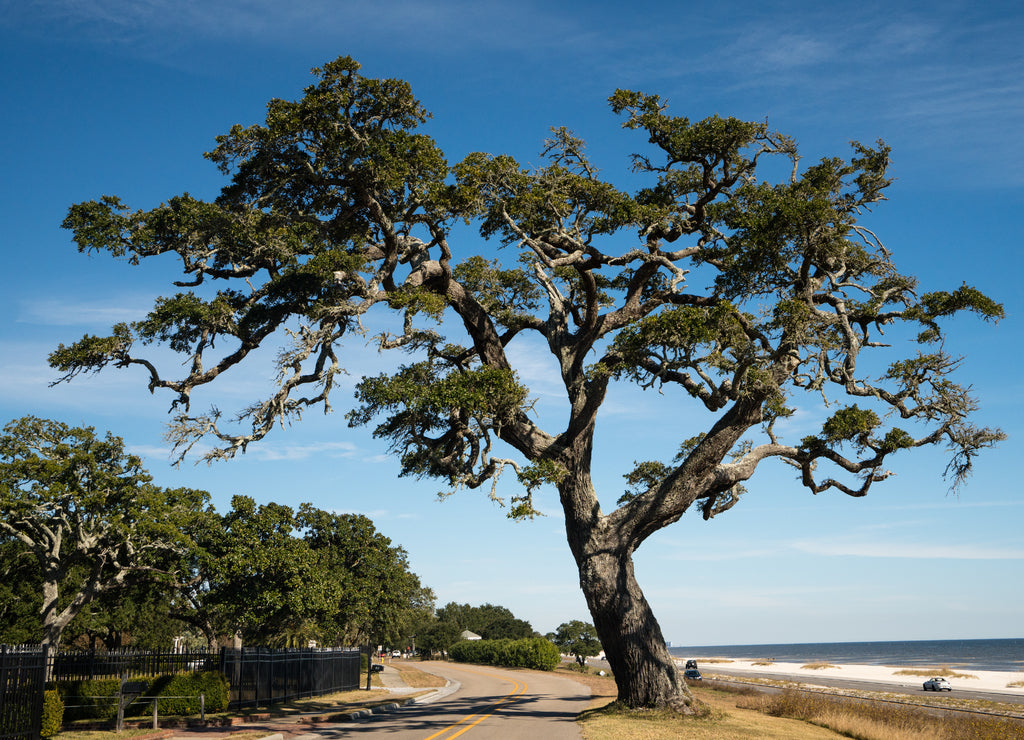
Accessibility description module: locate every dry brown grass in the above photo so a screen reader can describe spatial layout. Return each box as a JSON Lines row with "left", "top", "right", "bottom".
{"left": 892, "top": 665, "right": 979, "bottom": 679}
{"left": 579, "top": 685, "right": 848, "bottom": 739}
{"left": 734, "top": 687, "right": 1024, "bottom": 740}
{"left": 1008, "top": 680, "right": 1024, "bottom": 688}
{"left": 689, "top": 657, "right": 736, "bottom": 664}
{"left": 801, "top": 663, "right": 839, "bottom": 670}
{"left": 564, "top": 667, "right": 1024, "bottom": 740}
{"left": 392, "top": 661, "right": 448, "bottom": 688}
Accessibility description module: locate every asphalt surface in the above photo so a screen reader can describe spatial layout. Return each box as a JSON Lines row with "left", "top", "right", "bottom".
{"left": 166, "top": 661, "right": 589, "bottom": 740}
{"left": 289, "top": 662, "right": 588, "bottom": 739}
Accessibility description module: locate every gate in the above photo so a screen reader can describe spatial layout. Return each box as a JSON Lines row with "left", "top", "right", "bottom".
{"left": 0, "top": 645, "right": 46, "bottom": 740}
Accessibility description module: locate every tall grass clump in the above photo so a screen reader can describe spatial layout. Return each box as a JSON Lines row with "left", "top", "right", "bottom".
{"left": 739, "top": 689, "right": 1024, "bottom": 740}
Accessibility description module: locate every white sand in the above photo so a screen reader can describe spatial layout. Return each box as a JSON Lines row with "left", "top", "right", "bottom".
{"left": 684, "top": 658, "right": 1024, "bottom": 695}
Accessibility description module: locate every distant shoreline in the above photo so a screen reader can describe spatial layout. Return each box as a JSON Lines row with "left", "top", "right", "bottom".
{"left": 667, "top": 637, "right": 1024, "bottom": 673}
{"left": 673, "top": 657, "right": 1024, "bottom": 694}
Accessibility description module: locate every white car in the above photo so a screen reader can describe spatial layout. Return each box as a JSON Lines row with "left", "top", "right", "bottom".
{"left": 923, "top": 677, "right": 952, "bottom": 691}
{"left": 391, "top": 650, "right": 402, "bottom": 658}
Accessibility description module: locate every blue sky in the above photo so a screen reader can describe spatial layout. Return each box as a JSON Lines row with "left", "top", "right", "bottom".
{"left": 1, "top": 0, "right": 1022, "bottom": 647}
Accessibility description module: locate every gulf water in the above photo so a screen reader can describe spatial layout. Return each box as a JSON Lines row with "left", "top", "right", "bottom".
{"left": 668, "top": 638, "right": 1024, "bottom": 672}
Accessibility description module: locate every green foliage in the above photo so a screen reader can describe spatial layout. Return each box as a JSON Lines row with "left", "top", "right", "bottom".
{"left": 0, "top": 416, "right": 212, "bottom": 649}
{"left": 65, "top": 582, "right": 191, "bottom": 651}
{"left": 434, "top": 602, "right": 534, "bottom": 641}
{"left": 611, "top": 302, "right": 751, "bottom": 386}
{"left": 48, "top": 323, "right": 134, "bottom": 380}
{"left": 449, "top": 637, "right": 560, "bottom": 671}
{"left": 553, "top": 620, "right": 603, "bottom": 665}
{"left": 415, "top": 620, "right": 462, "bottom": 655}
{"left": 58, "top": 671, "right": 228, "bottom": 721}
{"left": 50, "top": 54, "right": 1003, "bottom": 512}
{"left": 183, "top": 495, "right": 432, "bottom": 648}
{"left": 59, "top": 678, "right": 122, "bottom": 721}
{"left": 0, "top": 540, "right": 42, "bottom": 643}
{"left": 155, "top": 671, "right": 229, "bottom": 715}
{"left": 40, "top": 689, "right": 64, "bottom": 738}
{"left": 821, "top": 405, "right": 880, "bottom": 447}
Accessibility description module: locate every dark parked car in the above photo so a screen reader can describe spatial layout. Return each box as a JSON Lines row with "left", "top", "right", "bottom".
{"left": 683, "top": 669, "right": 702, "bottom": 681}
{"left": 685, "top": 659, "right": 698, "bottom": 669}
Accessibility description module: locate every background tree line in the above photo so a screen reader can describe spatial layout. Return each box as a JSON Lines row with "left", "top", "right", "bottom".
{"left": 0, "top": 416, "right": 433, "bottom": 652}
{"left": 0, "top": 415, "right": 577, "bottom": 661}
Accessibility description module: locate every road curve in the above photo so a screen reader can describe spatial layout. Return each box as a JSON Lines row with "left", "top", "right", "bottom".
{"left": 293, "top": 662, "right": 590, "bottom": 739}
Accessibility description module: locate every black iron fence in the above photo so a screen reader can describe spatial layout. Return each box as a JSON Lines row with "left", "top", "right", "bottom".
{"left": 221, "top": 647, "right": 361, "bottom": 709}
{"left": 52, "top": 647, "right": 222, "bottom": 683}
{"left": 0, "top": 644, "right": 362, "bottom": 734}
{"left": 0, "top": 645, "right": 47, "bottom": 740}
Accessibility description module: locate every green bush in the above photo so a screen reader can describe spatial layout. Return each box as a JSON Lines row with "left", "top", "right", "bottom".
{"left": 40, "top": 689, "right": 64, "bottom": 738}
{"left": 60, "top": 677, "right": 122, "bottom": 721}
{"left": 156, "top": 671, "right": 229, "bottom": 715}
{"left": 59, "top": 671, "right": 229, "bottom": 720}
{"left": 449, "top": 637, "right": 560, "bottom": 671}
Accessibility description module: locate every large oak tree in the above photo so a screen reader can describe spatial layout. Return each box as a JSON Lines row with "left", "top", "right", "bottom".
{"left": 0, "top": 416, "right": 209, "bottom": 651}
{"left": 51, "top": 57, "right": 1003, "bottom": 710}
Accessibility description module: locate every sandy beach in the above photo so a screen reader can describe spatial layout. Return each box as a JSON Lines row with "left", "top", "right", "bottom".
{"left": 686, "top": 658, "right": 1024, "bottom": 695}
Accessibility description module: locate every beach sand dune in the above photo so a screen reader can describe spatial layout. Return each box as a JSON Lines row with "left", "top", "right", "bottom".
{"left": 685, "top": 658, "right": 1024, "bottom": 694}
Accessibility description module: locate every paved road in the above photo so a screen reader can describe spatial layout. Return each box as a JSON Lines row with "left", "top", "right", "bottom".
{"left": 292, "top": 662, "right": 589, "bottom": 739}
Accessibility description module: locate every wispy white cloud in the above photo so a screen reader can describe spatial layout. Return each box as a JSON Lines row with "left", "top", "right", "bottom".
{"left": 248, "top": 440, "right": 359, "bottom": 461}
{"left": 17, "top": 297, "right": 151, "bottom": 326}
{"left": 791, "top": 537, "right": 1024, "bottom": 560}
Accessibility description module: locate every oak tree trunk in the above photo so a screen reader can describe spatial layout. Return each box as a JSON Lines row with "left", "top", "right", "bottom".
{"left": 576, "top": 548, "right": 699, "bottom": 712}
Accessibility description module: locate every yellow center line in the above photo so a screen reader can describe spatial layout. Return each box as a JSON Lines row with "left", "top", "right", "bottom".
{"left": 422, "top": 667, "right": 529, "bottom": 740}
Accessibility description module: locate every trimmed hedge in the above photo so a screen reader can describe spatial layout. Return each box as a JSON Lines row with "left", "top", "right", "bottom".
{"left": 449, "top": 638, "right": 560, "bottom": 671}
{"left": 60, "top": 677, "right": 121, "bottom": 721}
{"left": 40, "top": 689, "right": 64, "bottom": 738}
{"left": 59, "top": 670, "right": 229, "bottom": 721}
{"left": 152, "top": 671, "right": 229, "bottom": 715}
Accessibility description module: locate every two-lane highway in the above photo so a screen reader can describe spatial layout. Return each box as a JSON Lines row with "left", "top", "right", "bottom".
{"left": 293, "top": 662, "right": 590, "bottom": 739}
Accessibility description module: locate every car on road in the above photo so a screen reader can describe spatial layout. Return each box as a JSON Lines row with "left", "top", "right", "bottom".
{"left": 685, "top": 659, "right": 698, "bottom": 669}
{"left": 392, "top": 650, "right": 402, "bottom": 658}
{"left": 923, "top": 677, "right": 952, "bottom": 691}
{"left": 683, "top": 669, "right": 702, "bottom": 681}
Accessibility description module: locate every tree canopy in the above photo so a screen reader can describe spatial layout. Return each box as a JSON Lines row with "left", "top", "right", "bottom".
{"left": 552, "top": 620, "right": 602, "bottom": 666}
{"left": 51, "top": 56, "right": 1003, "bottom": 710}
{"left": 174, "top": 495, "right": 432, "bottom": 649}
{"left": 434, "top": 602, "right": 535, "bottom": 640}
{"left": 0, "top": 418, "right": 431, "bottom": 652}
{"left": 0, "top": 416, "right": 210, "bottom": 650}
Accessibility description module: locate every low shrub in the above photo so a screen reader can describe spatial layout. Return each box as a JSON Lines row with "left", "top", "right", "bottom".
{"left": 155, "top": 671, "right": 229, "bottom": 715}
{"left": 60, "top": 677, "right": 122, "bottom": 721}
{"left": 40, "top": 689, "right": 64, "bottom": 738}
{"left": 450, "top": 637, "right": 560, "bottom": 671}
{"left": 59, "top": 670, "right": 229, "bottom": 720}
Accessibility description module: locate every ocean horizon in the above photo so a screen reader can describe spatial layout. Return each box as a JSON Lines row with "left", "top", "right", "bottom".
{"left": 667, "top": 637, "right": 1024, "bottom": 673}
